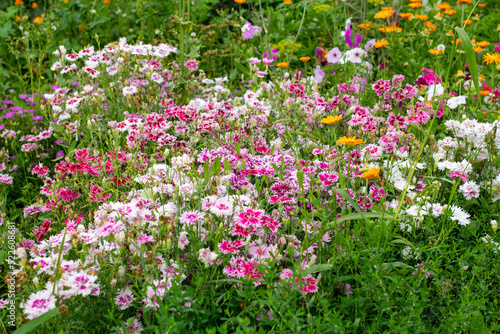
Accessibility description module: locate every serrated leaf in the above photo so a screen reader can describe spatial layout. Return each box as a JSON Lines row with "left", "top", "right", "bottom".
{"left": 454, "top": 27, "right": 480, "bottom": 97}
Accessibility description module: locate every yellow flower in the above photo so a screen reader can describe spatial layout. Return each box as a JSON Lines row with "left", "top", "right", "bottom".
{"left": 321, "top": 115, "right": 342, "bottom": 125}
{"left": 429, "top": 49, "right": 444, "bottom": 55}
{"left": 299, "top": 56, "right": 310, "bottom": 62}
{"left": 374, "top": 40, "right": 389, "bottom": 48}
{"left": 361, "top": 167, "right": 381, "bottom": 179}
{"left": 33, "top": 16, "right": 43, "bottom": 24}
{"left": 374, "top": 7, "right": 394, "bottom": 19}
{"left": 483, "top": 53, "right": 500, "bottom": 65}
{"left": 337, "top": 136, "right": 364, "bottom": 147}
{"left": 276, "top": 62, "right": 288, "bottom": 68}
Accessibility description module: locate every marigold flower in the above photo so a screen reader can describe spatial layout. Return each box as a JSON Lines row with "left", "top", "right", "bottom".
{"left": 444, "top": 9, "right": 456, "bottom": 15}
{"left": 374, "top": 40, "right": 389, "bottom": 48}
{"left": 480, "top": 90, "right": 490, "bottom": 96}
{"left": 415, "top": 14, "right": 427, "bottom": 21}
{"left": 429, "top": 49, "right": 444, "bottom": 55}
{"left": 358, "top": 22, "right": 372, "bottom": 30}
{"left": 32, "top": 2, "right": 38, "bottom": 8}
{"left": 463, "top": 19, "right": 472, "bottom": 25}
{"left": 234, "top": 0, "right": 246, "bottom": 3}
{"left": 15, "top": 0, "right": 24, "bottom": 4}
{"left": 478, "top": 4, "right": 486, "bottom": 7}
{"left": 400, "top": 13, "right": 414, "bottom": 19}
{"left": 361, "top": 167, "right": 381, "bottom": 179}
{"left": 451, "top": 39, "right": 462, "bottom": 45}
{"left": 457, "top": 0, "right": 471, "bottom": 3}
{"left": 409, "top": 2, "right": 423, "bottom": 8}
{"left": 425, "top": 21, "right": 437, "bottom": 32}
{"left": 337, "top": 136, "right": 364, "bottom": 147}
{"left": 284, "top": 0, "right": 292, "bottom": 4}
{"left": 476, "top": 41, "right": 489, "bottom": 48}
{"left": 33, "top": 16, "right": 43, "bottom": 24}
{"left": 299, "top": 56, "right": 310, "bottom": 62}
{"left": 103, "top": 0, "right": 110, "bottom": 3}
{"left": 483, "top": 53, "right": 500, "bottom": 65}
{"left": 321, "top": 115, "right": 342, "bottom": 125}
{"left": 473, "top": 47, "right": 483, "bottom": 53}
{"left": 436, "top": 3, "right": 451, "bottom": 10}
{"left": 374, "top": 7, "right": 394, "bottom": 19}
{"left": 276, "top": 62, "right": 288, "bottom": 68}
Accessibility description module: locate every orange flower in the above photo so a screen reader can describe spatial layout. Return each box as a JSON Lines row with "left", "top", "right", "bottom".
{"left": 284, "top": 0, "right": 292, "bottom": 4}
{"left": 477, "top": 3, "right": 485, "bottom": 7}
{"left": 409, "top": 2, "right": 423, "bottom": 8}
{"left": 415, "top": 14, "right": 428, "bottom": 21}
{"left": 103, "top": 0, "right": 110, "bottom": 3}
{"left": 436, "top": 3, "right": 451, "bottom": 10}
{"left": 425, "top": 21, "right": 437, "bottom": 32}
{"left": 480, "top": 90, "right": 491, "bottom": 96}
{"left": 476, "top": 41, "right": 490, "bottom": 48}
{"left": 374, "top": 40, "right": 389, "bottom": 48}
{"left": 358, "top": 23, "right": 372, "bottom": 30}
{"left": 444, "top": 9, "right": 456, "bottom": 15}
{"left": 400, "top": 13, "right": 414, "bottom": 19}
{"left": 457, "top": 0, "right": 471, "bottom": 3}
{"left": 15, "top": 16, "right": 20, "bottom": 21}
{"left": 483, "top": 53, "right": 500, "bottom": 65}
{"left": 33, "top": 16, "right": 42, "bottom": 24}
{"left": 374, "top": 7, "right": 394, "bottom": 19}
{"left": 32, "top": 2, "right": 38, "bottom": 8}
{"left": 321, "top": 115, "right": 342, "bottom": 125}
{"left": 429, "top": 49, "right": 444, "bottom": 55}
{"left": 473, "top": 47, "right": 483, "bottom": 53}
{"left": 337, "top": 136, "right": 364, "bottom": 147}
{"left": 234, "top": 0, "right": 246, "bottom": 3}
{"left": 15, "top": 0, "right": 24, "bottom": 5}
{"left": 276, "top": 62, "right": 288, "bottom": 68}
{"left": 299, "top": 56, "right": 310, "bottom": 62}
{"left": 361, "top": 167, "right": 381, "bottom": 179}
{"left": 463, "top": 19, "right": 472, "bottom": 25}
{"left": 451, "top": 38, "right": 462, "bottom": 45}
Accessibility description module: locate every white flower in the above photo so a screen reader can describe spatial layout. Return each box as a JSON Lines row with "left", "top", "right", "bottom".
{"left": 426, "top": 83, "right": 444, "bottom": 101}
{"left": 449, "top": 205, "right": 471, "bottom": 226}
{"left": 446, "top": 95, "right": 467, "bottom": 109}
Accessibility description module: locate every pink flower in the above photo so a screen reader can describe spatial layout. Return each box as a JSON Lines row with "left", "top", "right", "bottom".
{"left": 115, "top": 287, "right": 136, "bottom": 310}
{"left": 184, "top": 60, "right": 198, "bottom": 71}
{"left": 21, "top": 289, "right": 56, "bottom": 320}
{"left": 0, "top": 174, "right": 13, "bottom": 185}
{"left": 219, "top": 239, "right": 245, "bottom": 254}
{"left": 179, "top": 210, "right": 205, "bottom": 225}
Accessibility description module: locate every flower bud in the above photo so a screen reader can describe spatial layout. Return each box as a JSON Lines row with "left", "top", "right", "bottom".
{"left": 117, "top": 266, "right": 126, "bottom": 279}
{"left": 491, "top": 220, "right": 498, "bottom": 233}
{"left": 17, "top": 248, "right": 27, "bottom": 262}
{"left": 116, "top": 231, "right": 125, "bottom": 246}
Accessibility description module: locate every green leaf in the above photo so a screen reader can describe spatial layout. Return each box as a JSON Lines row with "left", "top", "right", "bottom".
{"left": 13, "top": 308, "right": 60, "bottom": 334}
{"left": 336, "top": 189, "right": 365, "bottom": 220}
{"left": 223, "top": 159, "right": 232, "bottom": 172}
{"left": 381, "top": 261, "right": 409, "bottom": 273}
{"left": 204, "top": 159, "right": 210, "bottom": 184}
{"left": 454, "top": 27, "right": 481, "bottom": 97}
{"left": 334, "top": 212, "right": 396, "bottom": 225}
{"left": 300, "top": 264, "right": 332, "bottom": 276}
{"left": 470, "top": 311, "right": 488, "bottom": 334}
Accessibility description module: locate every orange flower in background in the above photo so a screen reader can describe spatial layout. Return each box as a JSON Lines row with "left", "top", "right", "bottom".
{"left": 284, "top": 0, "right": 292, "bottom": 4}
{"left": 473, "top": 47, "right": 483, "bottom": 53}
{"left": 457, "top": 0, "right": 471, "bottom": 3}
{"left": 463, "top": 19, "right": 472, "bottom": 25}
{"left": 374, "top": 40, "right": 389, "bottom": 48}
{"left": 33, "top": 16, "right": 42, "bottom": 24}
{"left": 32, "top": 2, "right": 38, "bottom": 8}
{"left": 234, "top": 0, "right": 246, "bottom": 3}
{"left": 444, "top": 9, "right": 456, "bottom": 15}
{"left": 15, "top": 16, "right": 20, "bottom": 21}
{"left": 15, "top": 0, "right": 24, "bottom": 5}
{"left": 103, "top": 0, "right": 111, "bottom": 3}
{"left": 425, "top": 21, "right": 437, "bottom": 32}
{"left": 429, "top": 49, "right": 444, "bottom": 55}
{"left": 400, "top": 13, "right": 414, "bottom": 19}
{"left": 374, "top": 7, "right": 394, "bottom": 19}
{"left": 415, "top": 14, "right": 427, "bottom": 21}
{"left": 361, "top": 168, "right": 381, "bottom": 179}
{"left": 477, "top": 3, "right": 485, "bottom": 7}
{"left": 276, "top": 62, "right": 288, "bottom": 68}
{"left": 480, "top": 90, "right": 491, "bottom": 96}
{"left": 451, "top": 38, "right": 462, "bottom": 45}
{"left": 409, "top": 2, "right": 423, "bottom": 8}
{"left": 358, "top": 22, "right": 372, "bottom": 30}
{"left": 476, "top": 41, "right": 490, "bottom": 47}
{"left": 299, "top": 56, "right": 310, "bottom": 62}
{"left": 79, "top": 24, "right": 85, "bottom": 34}
{"left": 337, "top": 136, "right": 364, "bottom": 147}
{"left": 483, "top": 53, "right": 500, "bottom": 65}
{"left": 436, "top": 3, "right": 451, "bottom": 10}
{"left": 321, "top": 115, "right": 342, "bottom": 125}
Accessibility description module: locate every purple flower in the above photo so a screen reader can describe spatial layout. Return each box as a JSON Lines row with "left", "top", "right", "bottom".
{"left": 72, "top": 81, "right": 80, "bottom": 86}
{"left": 32, "top": 116, "right": 43, "bottom": 121}
{"left": 345, "top": 27, "right": 362, "bottom": 48}
{"left": 314, "top": 65, "right": 325, "bottom": 84}
{"left": 365, "top": 39, "right": 376, "bottom": 51}
{"left": 56, "top": 151, "right": 64, "bottom": 158}
{"left": 51, "top": 85, "right": 59, "bottom": 90}
{"left": 326, "top": 47, "right": 342, "bottom": 64}
{"left": 0, "top": 124, "right": 4, "bottom": 130}
{"left": 241, "top": 22, "right": 255, "bottom": 40}
{"left": 19, "top": 94, "right": 27, "bottom": 99}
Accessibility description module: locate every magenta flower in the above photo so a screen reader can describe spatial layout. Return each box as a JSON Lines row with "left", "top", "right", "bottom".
{"left": 241, "top": 22, "right": 255, "bottom": 39}
{"left": 345, "top": 27, "right": 362, "bottom": 48}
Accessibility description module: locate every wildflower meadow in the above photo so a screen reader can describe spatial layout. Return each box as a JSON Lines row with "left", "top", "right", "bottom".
{"left": 1, "top": 0, "right": 500, "bottom": 332}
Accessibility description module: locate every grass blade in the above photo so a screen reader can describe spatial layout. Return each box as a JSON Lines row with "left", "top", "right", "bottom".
{"left": 454, "top": 27, "right": 481, "bottom": 97}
